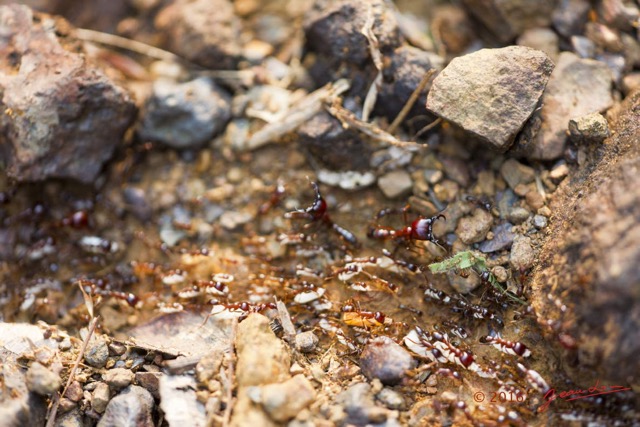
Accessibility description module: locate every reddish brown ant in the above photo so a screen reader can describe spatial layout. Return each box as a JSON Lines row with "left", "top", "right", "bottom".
{"left": 258, "top": 180, "right": 285, "bottom": 215}
{"left": 367, "top": 205, "right": 445, "bottom": 247}
{"left": 285, "top": 181, "right": 359, "bottom": 246}
{"left": 341, "top": 299, "right": 389, "bottom": 327}
{"left": 480, "top": 335, "right": 531, "bottom": 358}
{"left": 77, "top": 279, "right": 139, "bottom": 307}
{"left": 207, "top": 300, "right": 277, "bottom": 322}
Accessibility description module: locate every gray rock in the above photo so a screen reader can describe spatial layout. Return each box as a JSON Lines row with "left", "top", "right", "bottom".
{"left": 571, "top": 36, "right": 596, "bottom": 58}
{"left": 0, "top": 5, "right": 136, "bottom": 183}
{"left": 295, "top": 331, "right": 319, "bottom": 353}
{"left": 359, "top": 336, "right": 416, "bottom": 386}
{"left": 426, "top": 46, "right": 554, "bottom": 151}
{"left": 98, "top": 385, "right": 154, "bottom": 427}
{"left": 479, "top": 222, "right": 515, "bottom": 253}
{"left": 497, "top": 189, "right": 518, "bottom": 219}
{"left": 510, "top": 235, "right": 536, "bottom": 270}
{"left": 376, "top": 388, "right": 405, "bottom": 410}
{"left": 500, "top": 159, "right": 536, "bottom": 190}
{"left": 530, "top": 52, "right": 613, "bottom": 160}
{"left": 533, "top": 215, "right": 548, "bottom": 229}
{"left": 156, "top": 0, "right": 241, "bottom": 69}
{"left": 378, "top": 170, "right": 413, "bottom": 199}
{"left": 304, "top": 0, "right": 401, "bottom": 66}
{"left": 92, "top": 383, "right": 110, "bottom": 413}
{"left": 336, "top": 382, "right": 388, "bottom": 426}
{"left": 25, "top": 362, "right": 61, "bottom": 396}
{"left": 139, "top": 78, "right": 231, "bottom": 149}
{"left": 517, "top": 28, "right": 559, "bottom": 62}
{"left": 85, "top": 338, "right": 109, "bottom": 368}
{"left": 568, "top": 112, "right": 610, "bottom": 143}
{"left": 462, "top": 0, "right": 556, "bottom": 42}
{"left": 159, "top": 376, "right": 206, "bottom": 427}
{"left": 456, "top": 208, "right": 494, "bottom": 245}
{"left": 552, "top": 0, "right": 591, "bottom": 37}
{"left": 260, "top": 375, "right": 316, "bottom": 422}
{"left": 104, "top": 368, "right": 134, "bottom": 389}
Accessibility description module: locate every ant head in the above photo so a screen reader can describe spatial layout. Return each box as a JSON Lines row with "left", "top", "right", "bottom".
{"left": 410, "top": 217, "right": 433, "bottom": 240}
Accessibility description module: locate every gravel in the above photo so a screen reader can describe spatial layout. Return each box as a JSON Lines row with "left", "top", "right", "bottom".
{"left": 260, "top": 375, "right": 316, "bottom": 422}
{"left": 104, "top": 368, "right": 135, "bottom": 389}
{"left": 510, "top": 235, "right": 536, "bottom": 270}
{"left": 84, "top": 338, "right": 109, "bottom": 368}
{"left": 456, "top": 208, "right": 494, "bottom": 245}
{"left": 97, "top": 385, "right": 154, "bottom": 427}
{"left": 295, "top": 331, "right": 319, "bottom": 353}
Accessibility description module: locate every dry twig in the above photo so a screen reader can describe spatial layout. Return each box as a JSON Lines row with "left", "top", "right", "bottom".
{"left": 388, "top": 69, "right": 436, "bottom": 134}
{"left": 222, "top": 320, "right": 238, "bottom": 427}
{"left": 46, "top": 284, "right": 98, "bottom": 427}
{"left": 244, "top": 79, "right": 350, "bottom": 151}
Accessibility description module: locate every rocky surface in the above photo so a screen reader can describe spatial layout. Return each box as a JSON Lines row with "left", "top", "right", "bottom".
{"left": 0, "top": 5, "right": 136, "bottom": 183}
{"left": 138, "top": 78, "right": 231, "bottom": 149}
{"left": 530, "top": 52, "right": 614, "bottom": 160}
{"left": 426, "top": 46, "right": 554, "bottom": 151}
{"left": 531, "top": 90, "right": 640, "bottom": 389}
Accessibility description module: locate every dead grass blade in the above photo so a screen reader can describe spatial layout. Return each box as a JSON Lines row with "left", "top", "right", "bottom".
{"left": 388, "top": 69, "right": 436, "bottom": 134}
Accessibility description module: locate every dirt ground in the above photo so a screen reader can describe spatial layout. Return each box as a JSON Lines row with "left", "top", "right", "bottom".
{"left": 1, "top": 0, "right": 639, "bottom": 426}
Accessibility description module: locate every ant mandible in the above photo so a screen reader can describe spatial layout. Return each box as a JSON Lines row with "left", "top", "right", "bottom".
{"left": 367, "top": 205, "right": 446, "bottom": 247}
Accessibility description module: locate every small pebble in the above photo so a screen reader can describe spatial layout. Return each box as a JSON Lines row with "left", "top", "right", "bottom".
{"left": 136, "top": 372, "right": 162, "bottom": 399}
{"left": 378, "top": 170, "right": 413, "bottom": 199}
{"left": 260, "top": 374, "right": 316, "bottom": 422}
{"left": 500, "top": 159, "right": 536, "bottom": 190}
{"left": 568, "top": 112, "right": 611, "bottom": 143}
{"left": 492, "top": 266, "right": 509, "bottom": 282}
{"left": 533, "top": 215, "right": 548, "bottom": 229}
{"left": 538, "top": 206, "right": 552, "bottom": 217}
{"left": 336, "top": 382, "right": 388, "bottom": 425}
{"left": 108, "top": 341, "right": 127, "bottom": 356}
{"left": 376, "top": 388, "right": 405, "bottom": 410}
{"left": 64, "top": 381, "right": 83, "bottom": 402}
{"left": 92, "top": 383, "right": 110, "bottom": 413}
{"left": 85, "top": 338, "right": 109, "bottom": 368}
{"left": 295, "top": 331, "right": 319, "bottom": 353}
{"left": 104, "top": 368, "right": 135, "bottom": 389}
{"left": 26, "top": 362, "right": 61, "bottom": 395}
{"left": 508, "top": 207, "right": 531, "bottom": 224}
{"left": 456, "top": 208, "right": 494, "bottom": 245}
{"left": 525, "top": 191, "right": 545, "bottom": 211}
{"left": 55, "top": 408, "right": 83, "bottom": 427}
{"left": 510, "top": 236, "right": 536, "bottom": 270}
{"left": 423, "top": 169, "right": 443, "bottom": 184}
{"left": 359, "top": 336, "right": 416, "bottom": 386}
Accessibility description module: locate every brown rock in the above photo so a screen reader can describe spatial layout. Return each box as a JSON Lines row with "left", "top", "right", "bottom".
{"left": 260, "top": 375, "right": 316, "bottom": 422}
{"left": 0, "top": 5, "right": 136, "bottom": 183}
{"left": 456, "top": 209, "right": 493, "bottom": 245}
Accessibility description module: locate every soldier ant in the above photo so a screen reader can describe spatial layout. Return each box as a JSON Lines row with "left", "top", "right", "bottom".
{"left": 285, "top": 181, "right": 358, "bottom": 246}
{"left": 367, "top": 205, "right": 445, "bottom": 247}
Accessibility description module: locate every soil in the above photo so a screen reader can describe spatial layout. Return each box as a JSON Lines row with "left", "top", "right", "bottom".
{"left": 1, "top": 1, "right": 639, "bottom": 427}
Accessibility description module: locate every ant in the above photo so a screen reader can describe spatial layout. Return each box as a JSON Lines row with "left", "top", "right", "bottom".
{"left": 341, "top": 299, "right": 389, "bottom": 328}
{"left": 367, "top": 205, "right": 445, "bottom": 247}
{"left": 258, "top": 180, "right": 285, "bottom": 215}
{"left": 285, "top": 181, "right": 358, "bottom": 246}
{"left": 77, "top": 279, "right": 139, "bottom": 307}
{"left": 480, "top": 335, "right": 531, "bottom": 358}
{"left": 207, "top": 300, "right": 277, "bottom": 322}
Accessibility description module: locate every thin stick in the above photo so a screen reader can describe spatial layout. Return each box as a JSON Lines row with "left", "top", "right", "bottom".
{"left": 414, "top": 118, "right": 442, "bottom": 139}
{"left": 327, "top": 102, "right": 424, "bottom": 150}
{"left": 75, "top": 28, "right": 181, "bottom": 62}
{"left": 45, "top": 316, "right": 99, "bottom": 427}
{"left": 388, "top": 69, "right": 436, "bottom": 134}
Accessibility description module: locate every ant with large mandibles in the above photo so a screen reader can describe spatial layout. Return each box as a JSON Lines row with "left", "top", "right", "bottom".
{"left": 367, "top": 205, "right": 446, "bottom": 248}
{"left": 285, "top": 181, "right": 359, "bottom": 247}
